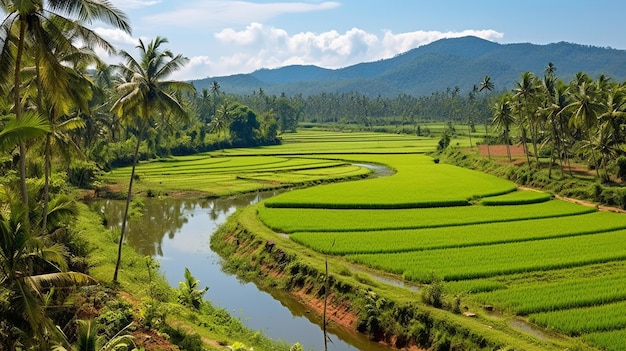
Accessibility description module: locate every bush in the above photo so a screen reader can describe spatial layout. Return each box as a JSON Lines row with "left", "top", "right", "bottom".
{"left": 617, "top": 156, "right": 626, "bottom": 181}
{"left": 421, "top": 274, "right": 445, "bottom": 308}
{"left": 68, "top": 160, "right": 101, "bottom": 188}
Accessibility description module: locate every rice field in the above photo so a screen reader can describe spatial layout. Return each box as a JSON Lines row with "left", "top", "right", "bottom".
{"left": 249, "top": 131, "right": 626, "bottom": 351}
{"left": 106, "top": 129, "right": 626, "bottom": 350}
{"left": 264, "top": 154, "right": 517, "bottom": 208}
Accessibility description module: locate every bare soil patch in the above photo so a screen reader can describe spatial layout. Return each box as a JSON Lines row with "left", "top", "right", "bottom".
{"left": 478, "top": 144, "right": 526, "bottom": 157}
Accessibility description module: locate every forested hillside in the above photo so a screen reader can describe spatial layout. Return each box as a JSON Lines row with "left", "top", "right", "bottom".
{"left": 191, "top": 36, "right": 626, "bottom": 97}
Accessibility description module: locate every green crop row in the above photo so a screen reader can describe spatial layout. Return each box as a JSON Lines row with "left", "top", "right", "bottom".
{"left": 481, "top": 190, "right": 552, "bottom": 206}
{"left": 584, "top": 329, "right": 626, "bottom": 351}
{"left": 346, "top": 229, "right": 626, "bottom": 282}
{"left": 529, "top": 301, "right": 626, "bottom": 335}
{"left": 289, "top": 211, "right": 626, "bottom": 255}
{"left": 471, "top": 269, "right": 626, "bottom": 315}
{"left": 258, "top": 200, "right": 596, "bottom": 233}
{"left": 264, "top": 154, "right": 517, "bottom": 209}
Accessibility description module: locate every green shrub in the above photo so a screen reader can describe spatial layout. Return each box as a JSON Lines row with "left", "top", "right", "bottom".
{"left": 68, "top": 160, "right": 101, "bottom": 188}
{"left": 421, "top": 274, "right": 445, "bottom": 308}
{"left": 617, "top": 156, "right": 626, "bottom": 181}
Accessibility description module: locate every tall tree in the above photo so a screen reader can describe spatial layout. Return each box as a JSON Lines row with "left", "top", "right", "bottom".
{"left": 0, "top": 0, "right": 130, "bottom": 223}
{"left": 513, "top": 72, "right": 539, "bottom": 167}
{"left": 110, "top": 36, "right": 194, "bottom": 283}
{"left": 479, "top": 76, "right": 494, "bottom": 158}
{"left": 564, "top": 73, "right": 604, "bottom": 177}
{"left": 210, "top": 80, "right": 221, "bottom": 118}
{"left": 491, "top": 93, "right": 514, "bottom": 162}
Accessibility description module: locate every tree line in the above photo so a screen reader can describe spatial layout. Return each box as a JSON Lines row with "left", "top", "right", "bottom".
{"left": 490, "top": 64, "right": 626, "bottom": 182}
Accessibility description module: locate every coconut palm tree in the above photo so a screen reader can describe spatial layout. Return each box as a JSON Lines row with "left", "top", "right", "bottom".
{"left": 210, "top": 80, "right": 221, "bottom": 118}
{"left": 512, "top": 72, "right": 540, "bottom": 167}
{"left": 491, "top": 93, "right": 514, "bottom": 162}
{"left": 479, "top": 76, "right": 494, "bottom": 158}
{"left": 564, "top": 74, "right": 604, "bottom": 178}
{"left": 0, "top": 0, "right": 131, "bottom": 223}
{"left": 110, "top": 36, "right": 195, "bottom": 283}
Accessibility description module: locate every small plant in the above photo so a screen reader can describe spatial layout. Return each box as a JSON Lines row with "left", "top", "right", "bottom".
{"left": 227, "top": 341, "right": 252, "bottom": 351}
{"left": 421, "top": 273, "right": 445, "bottom": 308}
{"left": 177, "top": 268, "right": 208, "bottom": 310}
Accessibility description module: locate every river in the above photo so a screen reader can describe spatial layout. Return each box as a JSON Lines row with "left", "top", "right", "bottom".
{"left": 94, "top": 190, "right": 395, "bottom": 351}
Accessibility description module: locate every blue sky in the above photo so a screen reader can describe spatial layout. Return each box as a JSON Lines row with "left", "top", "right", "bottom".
{"left": 98, "top": 1, "right": 626, "bottom": 80}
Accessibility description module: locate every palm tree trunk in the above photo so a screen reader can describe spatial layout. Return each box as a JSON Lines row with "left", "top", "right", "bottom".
{"left": 505, "top": 130, "right": 512, "bottom": 162}
{"left": 43, "top": 134, "right": 51, "bottom": 232}
{"left": 484, "top": 121, "right": 491, "bottom": 158}
{"left": 113, "top": 120, "right": 145, "bottom": 283}
{"left": 467, "top": 119, "right": 472, "bottom": 147}
{"left": 15, "top": 21, "right": 29, "bottom": 225}
{"left": 530, "top": 126, "right": 540, "bottom": 168}
{"left": 520, "top": 127, "right": 531, "bottom": 167}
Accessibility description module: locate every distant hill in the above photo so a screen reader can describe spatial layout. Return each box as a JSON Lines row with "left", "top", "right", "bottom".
{"left": 190, "top": 36, "right": 626, "bottom": 97}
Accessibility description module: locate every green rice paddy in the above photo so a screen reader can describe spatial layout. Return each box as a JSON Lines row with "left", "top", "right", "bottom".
{"left": 105, "top": 129, "right": 626, "bottom": 350}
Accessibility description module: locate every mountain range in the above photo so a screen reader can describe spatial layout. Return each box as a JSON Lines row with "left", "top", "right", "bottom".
{"left": 190, "top": 36, "right": 626, "bottom": 97}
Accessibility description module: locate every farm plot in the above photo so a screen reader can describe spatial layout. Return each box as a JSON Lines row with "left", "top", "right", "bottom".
{"left": 529, "top": 301, "right": 626, "bottom": 335}
{"left": 289, "top": 211, "right": 626, "bottom": 255}
{"left": 481, "top": 189, "right": 552, "bottom": 205}
{"left": 470, "top": 269, "right": 626, "bottom": 314}
{"left": 346, "top": 229, "right": 626, "bottom": 282}
{"left": 264, "top": 154, "right": 517, "bottom": 209}
{"left": 258, "top": 199, "right": 595, "bottom": 233}
{"left": 219, "top": 130, "right": 439, "bottom": 155}
{"left": 104, "top": 155, "right": 370, "bottom": 196}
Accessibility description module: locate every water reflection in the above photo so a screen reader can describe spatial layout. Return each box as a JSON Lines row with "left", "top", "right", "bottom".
{"left": 93, "top": 191, "right": 394, "bottom": 351}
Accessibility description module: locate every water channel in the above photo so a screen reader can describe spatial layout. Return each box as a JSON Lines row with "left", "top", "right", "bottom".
{"left": 93, "top": 164, "right": 398, "bottom": 351}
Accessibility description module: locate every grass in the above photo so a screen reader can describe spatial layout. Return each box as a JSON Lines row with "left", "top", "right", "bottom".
{"left": 347, "top": 229, "right": 626, "bottom": 282}
{"left": 264, "top": 154, "right": 517, "bottom": 208}
{"left": 103, "top": 154, "right": 371, "bottom": 197}
{"left": 258, "top": 199, "right": 596, "bottom": 233}
{"left": 481, "top": 189, "right": 552, "bottom": 205}
{"left": 529, "top": 301, "right": 626, "bottom": 335}
{"left": 290, "top": 211, "right": 626, "bottom": 255}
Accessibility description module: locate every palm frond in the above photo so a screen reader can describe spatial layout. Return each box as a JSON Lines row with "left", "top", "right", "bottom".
{"left": 0, "top": 112, "right": 50, "bottom": 151}
{"left": 26, "top": 271, "right": 96, "bottom": 290}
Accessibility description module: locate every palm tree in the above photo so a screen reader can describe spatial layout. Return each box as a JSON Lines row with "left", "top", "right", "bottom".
{"left": 0, "top": 0, "right": 131, "bottom": 223}
{"left": 210, "top": 80, "right": 221, "bottom": 118}
{"left": 513, "top": 72, "right": 539, "bottom": 167}
{"left": 491, "top": 93, "right": 514, "bottom": 162}
{"left": 26, "top": 41, "right": 98, "bottom": 231}
{"left": 110, "top": 36, "right": 195, "bottom": 283}
{"left": 0, "top": 189, "right": 95, "bottom": 349}
{"left": 479, "top": 76, "right": 494, "bottom": 158}
{"left": 564, "top": 74, "right": 604, "bottom": 178}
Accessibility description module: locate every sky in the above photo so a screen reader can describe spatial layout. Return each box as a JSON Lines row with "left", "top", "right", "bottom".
{"left": 95, "top": 0, "right": 626, "bottom": 81}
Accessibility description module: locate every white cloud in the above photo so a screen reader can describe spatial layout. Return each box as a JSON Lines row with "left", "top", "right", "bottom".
{"left": 109, "top": 0, "right": 161, "bottom": 10}
{"left": 203, "top": 24, "right": 504, "bottom": 77}
{"left": 142, "top": 1, "right": 340, "bottom": 29}
{"left": 94, "top": 28, "right": 139, "bottom": 46}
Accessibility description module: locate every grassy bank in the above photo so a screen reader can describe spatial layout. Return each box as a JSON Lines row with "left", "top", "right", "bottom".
{"left": 74, "top": 201, "right": 297, "bottom": 351}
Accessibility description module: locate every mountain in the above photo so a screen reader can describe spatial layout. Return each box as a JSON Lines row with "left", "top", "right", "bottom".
{"left": 190, "top": 36, "right": 626, "bottom": 97}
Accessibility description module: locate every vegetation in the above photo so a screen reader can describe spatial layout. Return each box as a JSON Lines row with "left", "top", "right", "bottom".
{"left": 3, "top": 1, "right": 626, "bottom": 349}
